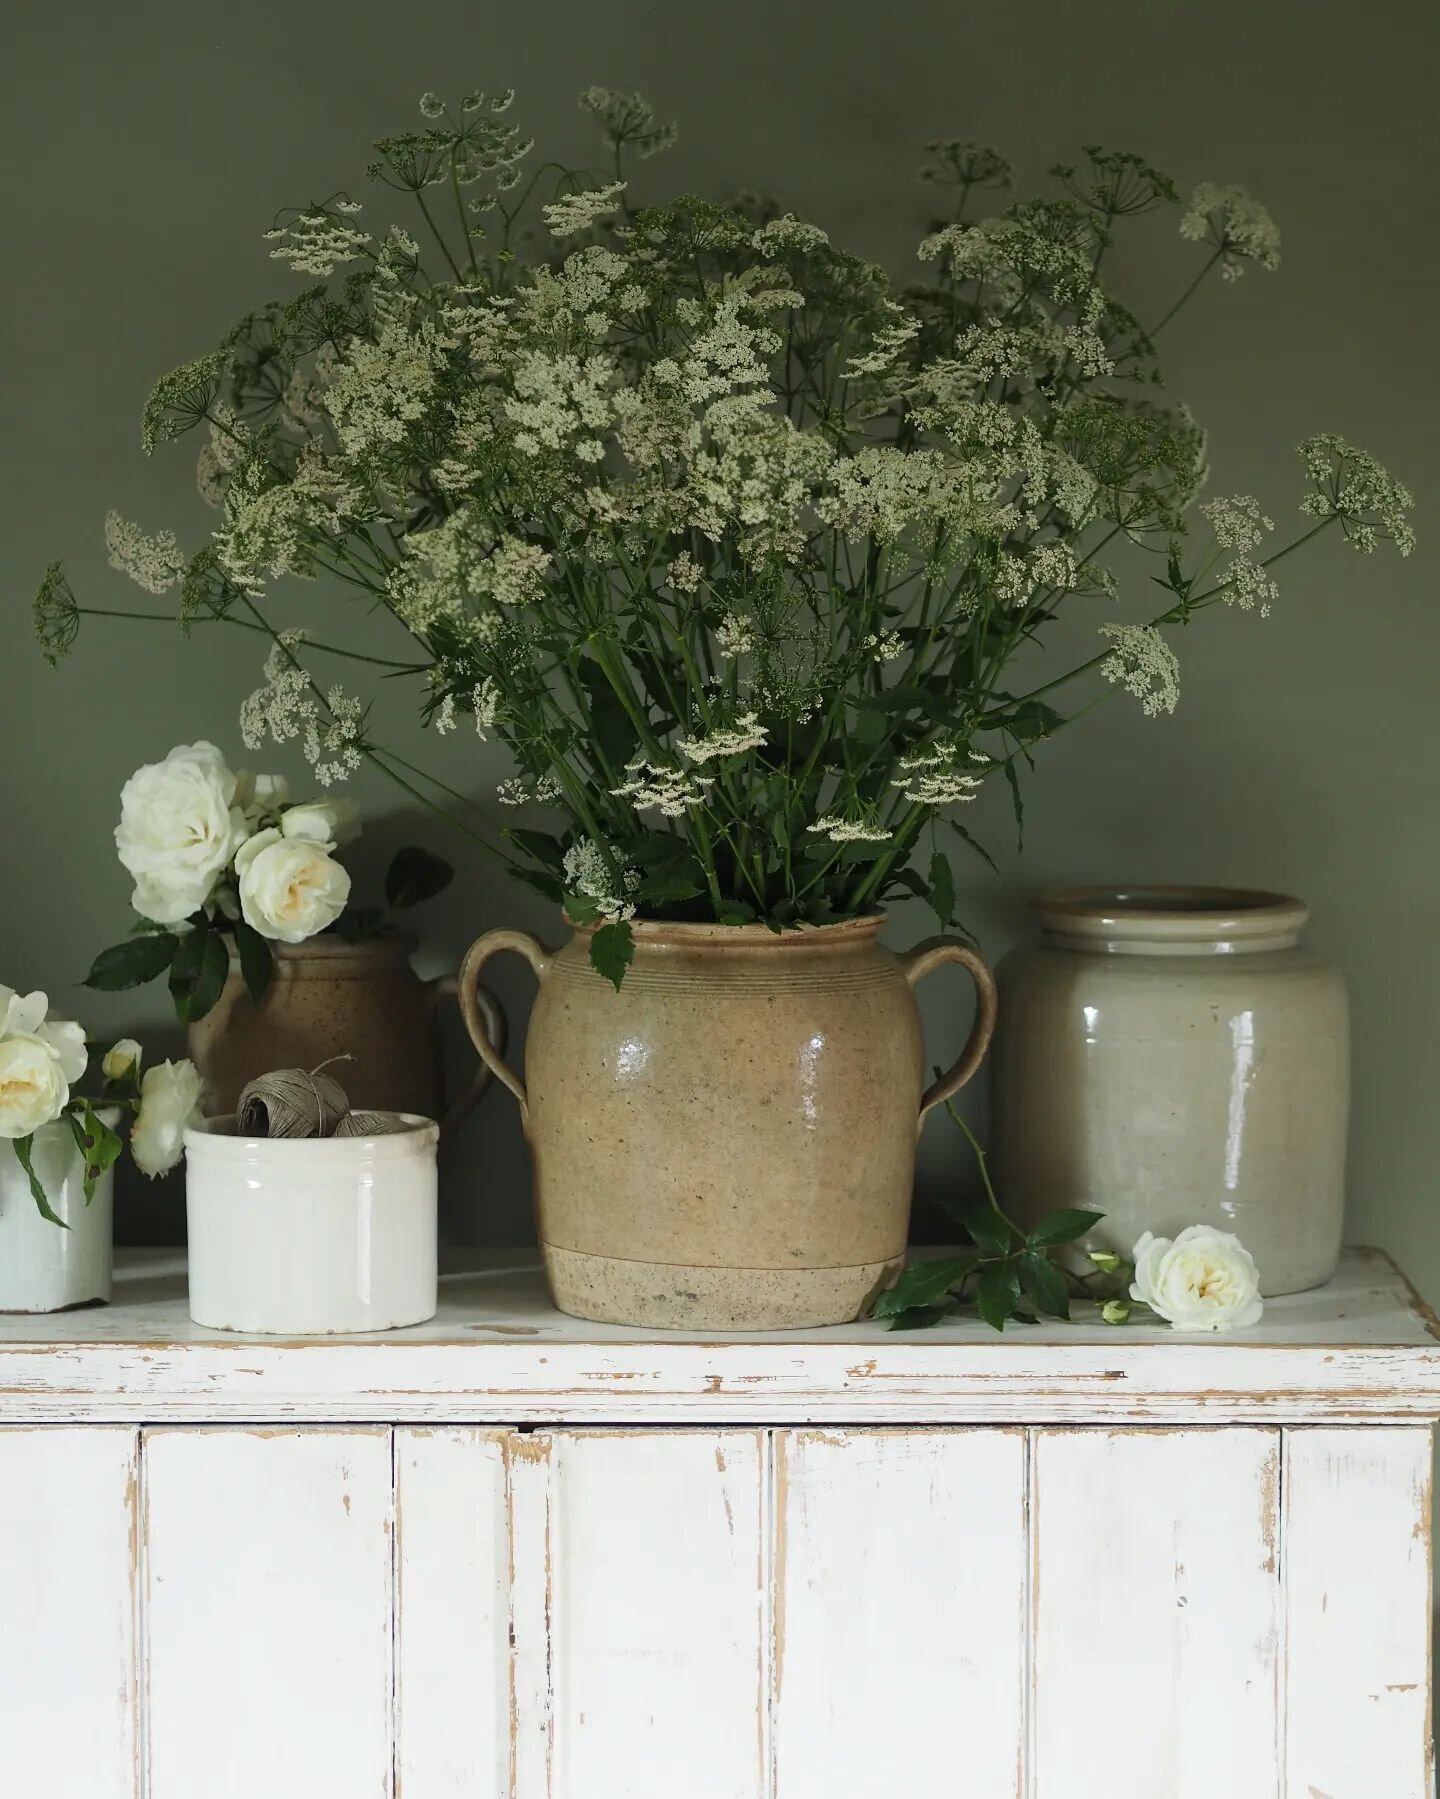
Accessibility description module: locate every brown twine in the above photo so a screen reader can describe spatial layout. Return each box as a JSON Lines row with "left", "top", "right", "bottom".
{"left": 237, "top": 1057, "right": 356, "bottom": 1139}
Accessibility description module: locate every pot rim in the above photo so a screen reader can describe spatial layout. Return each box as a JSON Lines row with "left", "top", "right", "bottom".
{"left": 568, "top": 912, "right": 888, "bottom": 947}
{"left": 186, "top": 1111, "right": 438, "bottom": 1160}
{"left": 1031, "top": 885, "right": 1308, "bottom": 944}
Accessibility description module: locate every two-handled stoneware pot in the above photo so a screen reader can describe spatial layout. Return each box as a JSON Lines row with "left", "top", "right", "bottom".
{"left": 458, "top": 914, "right": 996, "bottom": 1330}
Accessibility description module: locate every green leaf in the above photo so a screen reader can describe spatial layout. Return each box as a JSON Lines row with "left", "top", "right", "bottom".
{"left": 1001, "top": 756, "right": 1025, "bottom": 850}
{"left": 715, "top": 900, "right": 756, "bottom": 926}
{"left": 169, "top": 926, "right": 229, "bottom": 1025}
{"left": 940, "top": 1187, "right": 1021, "bottom": 1258}
{"left": 504, "top": 828, "right": 567, "bottom": 871}
{"left": 976, "top": 1262, "right": 1022, "bottom": 1332}
{"left": 928, "top": 849, "right": 956, "bottom": 929}
{"left": 332, "top": 905, "right": 387, "bottom": 942}
{"left": 589, "top": 920, "right": 635, "bottom": 991}
{"left": 885, "top": 1300, "right": 959, "bottom": 1331}
{"left": 576, "top": 654, "right": 640, "bottom": 771}
{"left": 83, "top": 933, "right": 179, "bottom": 992}
{"left": 12, "top": 1135, "right": 66, "bottom": 1228}
{"left": 1026, "top": 1207, "right": 1105, "bottom": 1248}
{"left": 233, "top": 920, "right": 274, "bottom": 1005}
{"left": 66, "top": 1103, "right": 123, "bottom": 1206}
{"left": 634, "top": 869, "right": 704, "bottom": 904}
{"left": 942, "top": 818, "right": 1001, "bottom": 879}
{"left": 509, "top": 866, "right": 565, "bottom": 904}
{"left": 385, "top": 844, "right": 454, "bottom": 910}
{"left": 1018, "top": 1251, "right": 1072, "bottom": 1320}
{"left": 564, "top": 891, "right": 604, "bottom": 926}
{"left": 871, "top": 1253, "right": 979, "bottom": 1319}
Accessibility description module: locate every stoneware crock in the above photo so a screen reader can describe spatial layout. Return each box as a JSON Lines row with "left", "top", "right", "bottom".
{"left": 458, "top": 915, "right": 997, "bottom": 1330}
{"left": 184, "top": 1111, "right": 438, "bottom": 1334}
{"left": 187, "top": 932, "right": 502, "bottom": 1132}
{"left": 0, "top": 1109, "right": 119, "bottom": 1312}
{"left": 989, "top": 886, "right": 1348, "bottom": 1296}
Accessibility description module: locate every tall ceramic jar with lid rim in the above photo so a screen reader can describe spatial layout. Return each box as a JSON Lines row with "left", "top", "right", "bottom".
{"left": 989, "top": 887, "right": 1348, "bottom": 1297}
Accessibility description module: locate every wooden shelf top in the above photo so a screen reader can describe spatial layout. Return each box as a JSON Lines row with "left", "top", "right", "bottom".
{"left": 0, "top": 1247, "right": 1436, "bottom": 1426}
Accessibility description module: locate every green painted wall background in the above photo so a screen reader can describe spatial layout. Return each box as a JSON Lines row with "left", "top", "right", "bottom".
{"left": 2, "top": 0, "right": 1436, "bottom": 1285}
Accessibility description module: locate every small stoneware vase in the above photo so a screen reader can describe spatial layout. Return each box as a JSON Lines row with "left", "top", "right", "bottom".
{"left": 184, "top": 1112, "right": 438, "bottom": 1334}
{"left": 989, "top": 887, "right": 1349, "bottom": 1296}
{"left": 187, "top": 932, "right": 502, "bottom": 1131}
{"left": 458, "top": 914, "right": 997, "bottom": 1330}
{"left": 0, "top": 1110, "right": 119, "bottom": 1312}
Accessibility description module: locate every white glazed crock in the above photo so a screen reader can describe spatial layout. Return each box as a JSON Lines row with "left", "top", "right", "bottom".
{"left": 0, "top": 1111, "right": 118, "bottom": 1313}
{"left": 184, "top": 1113, "right": 439, "bottom": 1334}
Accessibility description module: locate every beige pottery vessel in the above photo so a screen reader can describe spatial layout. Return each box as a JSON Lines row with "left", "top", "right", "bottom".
{"left": 188, "top": 932, "right": 501, "bottom": 1132}
{"left": 989, "top": 887, "right": 1348, "bottom": 1296}
{"left": 458, "top": 915, "right": 997, "bottom": 1329}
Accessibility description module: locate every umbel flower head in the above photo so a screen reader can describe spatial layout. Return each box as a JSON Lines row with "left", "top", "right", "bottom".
{"left": 33, "top": 84, "right": 1417, "bottom": 983}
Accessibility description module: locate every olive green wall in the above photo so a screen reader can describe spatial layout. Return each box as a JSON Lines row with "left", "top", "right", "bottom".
{"left": 3, "top": 0, "right": 1436, "bottom": 1281}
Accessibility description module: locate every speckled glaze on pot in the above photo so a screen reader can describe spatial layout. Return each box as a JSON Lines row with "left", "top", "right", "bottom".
{"left": 989, "top": 887, "right": 1349, "bottom": 1297}
{"left": 458, "top": 915, "right": 997, "bottom": 1329}
{"left": 187, "top": 932, "right": 501, "bottom": 1131}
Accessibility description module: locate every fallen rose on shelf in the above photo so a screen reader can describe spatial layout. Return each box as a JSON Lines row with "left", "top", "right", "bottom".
{"left": 1127, "top": 1225, "right": 1264, "bottom": 1332}
{"left": 0, "top": 984, "right": 202, "bottom": 1221}
{"left": 82, "top": 741, "right": 455, "bottom": 1023}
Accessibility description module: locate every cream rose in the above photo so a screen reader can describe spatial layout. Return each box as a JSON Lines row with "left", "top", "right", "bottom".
{"left": 0, "top": 987, "right": 89, "bottom": 1140}
{"left": 102, "top": 1038, "right": 143, "bottom": 1083}
{"left": 115, "top": 742, "right": 248, "bottom": 925}
{"left": 236, "top": 829, "right": 352, "bottom": 943}
{"left": 280, "top": 797, "right": 361, "bottom": 847}
{"left": 1130, "top": 1226, "right": 1264, "bottom": 1332}
{"left": 131, "top": 1059, "right": 204, "bottom": 1178}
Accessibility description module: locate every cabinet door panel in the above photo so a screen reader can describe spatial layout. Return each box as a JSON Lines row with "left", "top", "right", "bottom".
{"left": 0, "top": 1426, "right": 138, "bottom": 1799}
{"left": 1282, "top": 1426, "right": 1431, "bottom": 1799}
{"left": 394, "top": 1428, "right": 511, "bottom": 1798}
{"left": 1032, "top": 1427, "right": 1281, "bottom": 1799}
{"left": 142, "top": 1426, "right": 392, "bottom": 1799}
{"left": 545, "top": 1430, "right": 768, "bottom": 1799}
{"left": 771, "top": 1427, "right": 1027, "bottom": 1797}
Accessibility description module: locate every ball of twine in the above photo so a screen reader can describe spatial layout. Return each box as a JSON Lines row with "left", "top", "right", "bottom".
{"left": 237, "top": 1061, "right": 353, "bottom": 1140}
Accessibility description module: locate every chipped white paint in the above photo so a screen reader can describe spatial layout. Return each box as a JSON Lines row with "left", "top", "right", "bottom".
{"left": 394, "top": 1428, "right": 511, "bottom": 1797}
{"left": 142, "top": 1427, "right": 392, "bottom": 1799}
{"left": 0, "top": 1248, "right": 1435, "bottom": 1424}
{"left": 0, "top": 1427, "right": 138, "bottom": 1798}
{"left": 770, "top": 1427, "right": 1027, "bottom": 1798}
{"left": 0, "top": 1254, "right": 1436, "bottom": 1794}
{"left": 1282, "top": 1427, "right": 1433, "bottom": 1798}
{"left": 1032, "top": 1428, "right": 1283, "bottom": 1798}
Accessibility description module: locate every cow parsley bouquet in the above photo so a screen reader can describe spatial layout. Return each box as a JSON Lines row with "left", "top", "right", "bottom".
{"left": 36, "top": 87, "right": 1416, "bottom": 985}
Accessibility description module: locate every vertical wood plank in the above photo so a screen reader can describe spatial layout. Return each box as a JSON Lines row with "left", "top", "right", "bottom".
{"left": 143, "top": 1427, "right": 393, "bottom": 1799}
{"left": 770, "top": 1427, "right": 1027, "bottom": 1799}
{"left": 1282, "top": 1426, "right": 1433, "bottom": 1798}
{"left": 547, "top": 1430, "right": 767, "bottom": 1799}
{"left": 394, "top": 1428, "right": 510, "bottom": 1799}
{"left": 0, "top": 1427, "right": 139, "bottom": 1799}
{"left": 1032, "top": 1428, "right": 1281, "bottom": 1799}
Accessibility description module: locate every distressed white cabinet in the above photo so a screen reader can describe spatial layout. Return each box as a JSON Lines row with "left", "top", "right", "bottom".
{"left": 0, "top": 1249, "right": 1436, "bottom": 1797}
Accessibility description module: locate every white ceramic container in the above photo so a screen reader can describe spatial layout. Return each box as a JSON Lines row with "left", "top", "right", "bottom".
{"left": 0, "top": 1113, "right": 117, "bottom": 1312}
{"left": 990, "top": 887, "right": 1349, "bottom": 1297}
{"left": 184, "top": 1113, "right": 439, "bottom": 1334}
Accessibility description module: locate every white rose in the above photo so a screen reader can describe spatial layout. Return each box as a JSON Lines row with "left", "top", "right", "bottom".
{"left": 280, "top": 798, "right": 360, "bottom": 847}
{"left": 115, "top": 742, "right": 248, "bottom": 925}
{"left": 234, "top": 771, "right": 290, "bottom": 822}
{"left": 102, "top": 1038, "right": 143, "bottom": 1083}
{"left": 236, "top": 829, "right": 352, "bottom": 943}
{"left": 130, "top": 1059, "right": 205, "bottom": 1178}
{"left": 1130, "top": 1226, "right": 1264, "bottom": 1332}
{"left": 0, "top": 987, "right": 88, "bottom": 1140}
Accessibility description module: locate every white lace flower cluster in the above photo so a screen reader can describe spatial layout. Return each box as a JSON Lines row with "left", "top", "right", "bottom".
{"left": 806, "top": 815, "right": 894, "bottom": 844}
{"left": 105, "top": 513, "right": 186, "bottom": 595}
{"left": 542, "top": 181, "right": 627, "bottom": 238}
{"left": 1179, "top": 183, "right": 1281, "bottom": 279}
{"left": 1098, "top": 622, "right": 1181, "bottom": 716}
{"left": 891, "top": 742, "right": 985, "bottom": 807}
{"left": 562, "top": 837, "right": 639, "bottom": 920}
{"left": 1201, "top": 495, "right": 1278, "bottom": 613}
{"left": 609, "top": 758, "right": 713, "bottom": 818}
{"left": 264, "top": 207, "right": 371, "bottom": 278}
{"left": 1299, "top": 434, "right": 1416, "bottom": 556}
{"left": 240, "top": 633, "right": 365, "bottom": 786}
{"left": 677, "top": 712, "right": 767, "bottom": 762}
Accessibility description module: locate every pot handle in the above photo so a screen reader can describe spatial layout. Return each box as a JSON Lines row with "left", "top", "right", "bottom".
{"left": 427, "top": 974, "right": 507, "bottom": 1137}
{"left": 457, "top": 929, "right": 552, "bottom": 1129}
{"left": 900, "top": 937, "right": 998, "bottom": 1135}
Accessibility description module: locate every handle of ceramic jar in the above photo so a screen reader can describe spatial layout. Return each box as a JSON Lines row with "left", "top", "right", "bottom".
{"left": 457, "top": 929, "right": 552, "bottom": 1130}
{"left": 900, "top": 937, "right": 999, "bottom": 1135}
{"left": 428, "top": 974, "right": 507, "bottom": 1137}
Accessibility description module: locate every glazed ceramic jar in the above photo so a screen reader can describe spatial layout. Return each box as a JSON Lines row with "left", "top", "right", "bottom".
{"left": 989, "top": 887, "right": 1349, "bottom": 1296}
{"left": 187, "top": 932, "right": 501, "bottom": 1130}
{"left": 458, "top": 916, "right": 997, "bottom": 1330}
{"left": 184, "top": 1113, "right": 439, "bottom": 1334}
{"left": 0, "top": 1111, "right": 118, "bottom": 1312}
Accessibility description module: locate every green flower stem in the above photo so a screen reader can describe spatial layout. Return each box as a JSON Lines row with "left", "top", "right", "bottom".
{"left": 1148, "top": 247, "right": 1224, "bottom": 339}
{"left": 73, "top": 607, "right": 425, "bottom": 670}
{"left": 943, "top": 1098, "right": 1025, "bottom": 1251}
